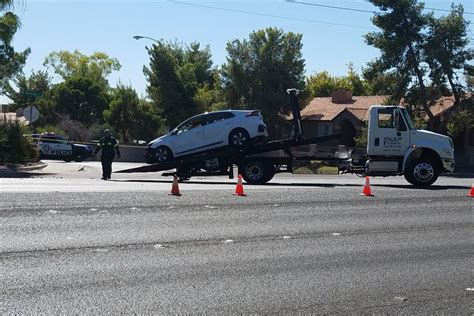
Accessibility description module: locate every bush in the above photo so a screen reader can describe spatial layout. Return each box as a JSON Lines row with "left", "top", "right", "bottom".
{"left": 0, "top": 121, "right": 38, "bottom": 164}
{"left": 293, "top": 160, "right": 339, "bottom": 174}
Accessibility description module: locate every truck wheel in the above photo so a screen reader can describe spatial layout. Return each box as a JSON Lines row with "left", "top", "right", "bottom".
{"left": 241, "top": 160, "right": 274, "bottom": 185}
{"left": 404, "top": 159, "right": 439, "bottom": 187}
{"left": 229, "top": 128, "right": 250, "bottom": 148}
{"left": 155, "top": 146, "right": 173, "bottom": 162}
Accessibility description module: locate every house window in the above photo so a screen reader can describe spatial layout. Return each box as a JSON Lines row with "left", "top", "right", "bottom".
{"left": 318, "top": 123, "right": 332, "bottom": 136}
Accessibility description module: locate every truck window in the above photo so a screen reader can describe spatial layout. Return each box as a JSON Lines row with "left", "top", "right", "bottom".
{"left": 400, "top": 108, "right": 415, "bottom": 130}
{"left": 397, "top": 112, "right": 407, "bottom": 131}
{"left": 378, "top": 108, "right": 408, "bottom": 131}
{"left": 377, "top": 108, "right": 395, "bottom": 128}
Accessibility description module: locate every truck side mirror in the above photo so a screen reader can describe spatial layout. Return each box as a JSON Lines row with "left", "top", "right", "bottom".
{"left": 393, "top": 110, "right": 400, "bottom": 130}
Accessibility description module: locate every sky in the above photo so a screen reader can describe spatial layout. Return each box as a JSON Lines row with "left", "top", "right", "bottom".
{"left": 4, "top": 0, "right": 473, "bottom": 103}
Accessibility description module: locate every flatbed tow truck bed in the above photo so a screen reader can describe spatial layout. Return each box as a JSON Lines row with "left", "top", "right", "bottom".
{"left": 116, "top": 134, "right": 354, "bottom": 184}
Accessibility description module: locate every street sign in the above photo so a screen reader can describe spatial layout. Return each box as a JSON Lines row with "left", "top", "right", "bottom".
{"left": 23, "top": 105, "right": 40, "bottom": 123}
{"left": 25, "top": 91, "right": 41, "bottom": 98}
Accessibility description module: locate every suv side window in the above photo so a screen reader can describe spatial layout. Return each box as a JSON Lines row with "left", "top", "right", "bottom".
{"left": 176, "top": 115, "right": 204, "bottom": 133}
{"left": 206, "top": 112, "right": 234, "bottom": 125}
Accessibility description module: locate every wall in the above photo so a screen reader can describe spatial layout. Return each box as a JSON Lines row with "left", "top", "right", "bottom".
{"left": 89, "top": 145, "right": 147, "bottom": 163}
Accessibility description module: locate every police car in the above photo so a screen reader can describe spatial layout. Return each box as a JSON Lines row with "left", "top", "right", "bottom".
{"left": 29, "top": 132, "right": 93, "bottom": 162}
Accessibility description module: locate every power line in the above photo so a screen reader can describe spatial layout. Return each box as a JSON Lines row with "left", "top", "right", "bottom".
{"left": 285, "top": 1, "right": 375, "bottom": 14}
{"left": 286, "top": 1, "right": 474, "bottom": 15}
{"left": 170, "top": 1, "right": 375, "bottom": 30}
{"left": 425, "top": 6, "right": 473, "bottom": 14}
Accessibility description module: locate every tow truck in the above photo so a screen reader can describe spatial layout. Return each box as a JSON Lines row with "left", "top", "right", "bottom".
{"left": 118, "top": 90, "right": 455, "bottom": 187}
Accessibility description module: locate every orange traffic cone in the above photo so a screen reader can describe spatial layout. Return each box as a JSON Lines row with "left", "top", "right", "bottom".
{"left": 233, "top": 174, "right": 246, "bottom": 196}
{"left": 468, "top": 184, "right": 474, "bottom": 197}
{"left": 169, "top": 175, "right": 182, "bottom": 196}
{"left": 361, "top": 176, "right": 374, "bottom": 196}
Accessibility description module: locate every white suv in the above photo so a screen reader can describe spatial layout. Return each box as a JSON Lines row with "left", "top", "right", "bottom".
{"left": 146, "top": 110, "right": 268, "bottom": 163}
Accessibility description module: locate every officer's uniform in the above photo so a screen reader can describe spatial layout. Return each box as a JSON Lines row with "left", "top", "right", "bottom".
{"left": 94, "top": 131, "right": 120, "bottom": 180}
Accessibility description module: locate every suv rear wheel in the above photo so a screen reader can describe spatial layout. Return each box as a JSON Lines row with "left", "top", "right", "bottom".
{"left": 229, "top": 128, "right": 250, "bottom": 148}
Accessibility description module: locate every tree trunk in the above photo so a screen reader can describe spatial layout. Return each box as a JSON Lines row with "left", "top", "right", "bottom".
{"left": 446, "top": 71, "right": 461, "bottom": 105}
{"left": 122, "top": 128, "right": 127, "bottom": 143}
{"left": 408, "top": 44, "right": 435, "bottom": 130}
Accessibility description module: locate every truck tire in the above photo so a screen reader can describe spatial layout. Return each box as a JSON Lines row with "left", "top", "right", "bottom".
{"left": 240, "top": 160, "right": 275, "bottom": 185}
{"left": 404, "top": 158, "right": 439, "bottom": 187}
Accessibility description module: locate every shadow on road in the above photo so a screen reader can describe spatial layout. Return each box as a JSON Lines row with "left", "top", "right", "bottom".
{"left": 372, "top": 184, "right": 470, "bottom": 190}
{"left": 111, "top": 179, "right": 337, "bottom": 187}
{"left": 0, "top": 172, "right": 56, "bottom": 178}
{"left": 442, "top": 173, "right": 474, "bottom": 179}
{"left": 111, "top": 179, "right": 469, "bottom": 190}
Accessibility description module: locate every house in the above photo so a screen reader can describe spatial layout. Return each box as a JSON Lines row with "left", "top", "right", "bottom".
{"left": 0, "top": 111, "right": 27, "bottom": 124}
{"left": 413, "top": 94, "right": 473, "bottom": 170}
{"left": 297, "top": 90, "right": 389, "bottom": 147}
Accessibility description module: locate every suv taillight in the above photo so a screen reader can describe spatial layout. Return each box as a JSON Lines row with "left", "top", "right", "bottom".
{"left": 246, "top": 110, "right": 261, "bottom": 117}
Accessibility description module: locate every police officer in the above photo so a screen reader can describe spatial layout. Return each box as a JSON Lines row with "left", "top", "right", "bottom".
{"left": 94, "top": 129, "right": 120, "bottom": 180}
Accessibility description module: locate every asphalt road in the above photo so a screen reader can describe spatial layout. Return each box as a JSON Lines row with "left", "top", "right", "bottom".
{"left": 1, "top": 162, "right": 473, "bottom": 313}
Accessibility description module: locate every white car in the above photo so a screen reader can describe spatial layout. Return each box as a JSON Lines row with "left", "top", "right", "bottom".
{"left": 145, "top": 110, "right": 268, "bottom": 163}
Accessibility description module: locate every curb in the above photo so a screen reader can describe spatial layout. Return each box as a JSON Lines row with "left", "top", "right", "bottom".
{"left": 0, "top": 162, "right": 48, "bottom": 172}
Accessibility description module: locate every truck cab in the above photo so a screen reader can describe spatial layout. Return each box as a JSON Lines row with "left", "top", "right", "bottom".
{"left": 366, "top": 105, "right": 455, "bottom": 186}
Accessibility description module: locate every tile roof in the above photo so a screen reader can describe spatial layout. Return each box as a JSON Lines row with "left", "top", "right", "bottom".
{"left": 428, "top": 96, "right": 455, "bottom": 117}
{"left": 401, "top": 94, "right": 472, "bottom": 118}
{"left": 300, "top": 95, "right": 390, "bottom": 121}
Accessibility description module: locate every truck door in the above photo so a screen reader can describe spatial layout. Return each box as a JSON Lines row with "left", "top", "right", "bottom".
{"left": 368, "top": 107, "right": 410, "bottom": 156}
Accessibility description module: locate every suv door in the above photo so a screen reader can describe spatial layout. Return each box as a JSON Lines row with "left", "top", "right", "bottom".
{"left": 171, "top": 115, "right": 206, "bottom": 156}
{"left": 203, "top": 112, "right": 235, "bottom": 149}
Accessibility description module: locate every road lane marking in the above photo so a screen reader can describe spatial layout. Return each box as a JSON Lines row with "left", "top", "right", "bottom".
{"left": 94, "top": 248, "right": 109, "bottom": 252}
